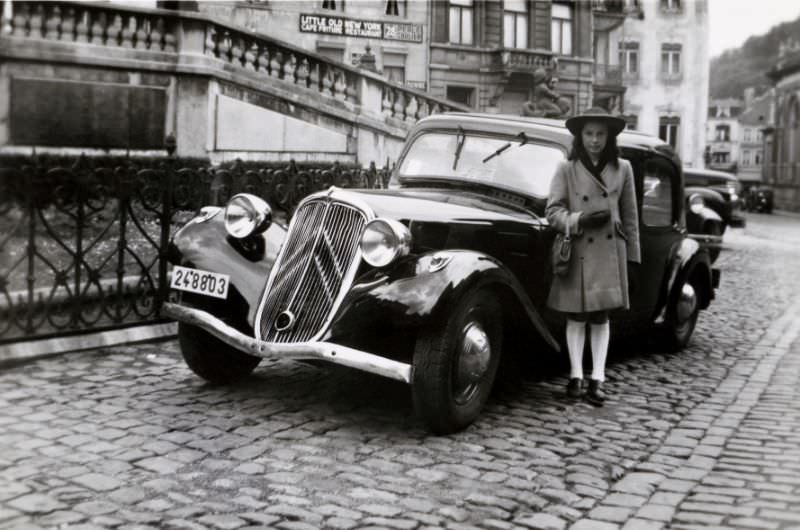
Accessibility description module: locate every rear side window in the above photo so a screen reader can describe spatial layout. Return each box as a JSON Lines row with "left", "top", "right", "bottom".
{"left": 641, "top": 158, "right": 676, "bottom": 227}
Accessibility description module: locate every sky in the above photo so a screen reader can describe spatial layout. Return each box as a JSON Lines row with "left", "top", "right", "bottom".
{"left": 708, "top": 0, "right": 800, "bottom": 58}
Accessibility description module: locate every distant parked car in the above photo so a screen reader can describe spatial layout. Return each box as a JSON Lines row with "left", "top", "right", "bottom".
{"left": 683, "top": 167, "right": 746, "bottom": 228}
{"left": 742, "top": 182, "right": 774, "bottom": 213}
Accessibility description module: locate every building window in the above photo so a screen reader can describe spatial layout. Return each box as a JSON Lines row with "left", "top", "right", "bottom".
{"left": 743, "top": 127, "right": 752, "bottom": 142}
{"left": 385, "top": 0, "right": 404, "bottom": 16}
{"left": 659, "top": 116, "right": 680, "bottom": 149}
{"left": 618, "top": 41, "right": 639, "bottom": 74}
{"left": 742, "top": 150, "right": 751, "bottom": 166}
{"left": 660, "top": 0, "right": 681, "bottom": 10}
{"left": 551, "top": 3, "right": 573, "bottom": 56}
{"left": 755, "top": 150, "right": 762, "bottom": 164}
{"left": 447, "top": 85, "right": 474, "bottom": 107}
{"left": 623, "top": 114, "right": 638, "bottom": 130}
{"left": 661, "top": 43, "right": 681, "bottom": 75}
{"left": 322, "top": 0, "right": 342, "bottom": 10}
{"left": 449, "top": 0, "right": 474, "bottom": 45}
{"left": 712, "top": 152, "right": 730, "bottom": 164}
{"left": 503, "top": 0, "right": 528, "bottom": 49}
{"left": 715, "top": 125, "right": 730, "bottom": 141}
{"left": 383, "top": 52, "right": 406, "bottom": 84}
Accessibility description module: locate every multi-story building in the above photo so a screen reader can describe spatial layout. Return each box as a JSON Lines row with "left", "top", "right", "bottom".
{"left": 616, "top": 0, "right": 709, "bottom": 168}
{"left": 737, "top": 88, "right": 770, "bottom": 183}
{"left": 764, "top": 42, "right": 800, "bottom": 212}
{"left": 706, "top": 98, "right": 742, "bottom": 173}
{"left": 427, "top": 0, "right": 597, "bottom": 113}
{"left": 191, "top": 1, "right": 632, "bottom": 117}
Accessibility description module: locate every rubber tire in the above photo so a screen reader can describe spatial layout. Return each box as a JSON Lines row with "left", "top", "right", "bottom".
{"left": 178, "top": 323, "right": 261, "bottom": 384}
{"left": 662, "top": 280, "right": 700, "bottom": 353}
{"left": 411, "top": 289, "right": 502, "bottom": 435}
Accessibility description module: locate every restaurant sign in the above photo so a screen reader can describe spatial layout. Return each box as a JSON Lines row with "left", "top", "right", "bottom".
{"left": 299, "top": 14, "right": 423, "bottom": 43}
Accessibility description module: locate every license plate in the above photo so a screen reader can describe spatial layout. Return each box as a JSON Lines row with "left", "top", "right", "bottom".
{"left": 170, "top": 266, "right": 229, "bottom": 299}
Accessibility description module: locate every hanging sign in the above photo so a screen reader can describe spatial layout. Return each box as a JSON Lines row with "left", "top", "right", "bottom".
{"left": 299, "top": 14, "right": 423, "bottom": 43}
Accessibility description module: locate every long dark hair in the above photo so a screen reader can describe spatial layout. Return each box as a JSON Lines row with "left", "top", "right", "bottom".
{"left": 568, "top": 123, "right": 620, "bottom": 169}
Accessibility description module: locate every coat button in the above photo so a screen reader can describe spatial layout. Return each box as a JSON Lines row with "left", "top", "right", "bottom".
{"left": 583, "top": 195, "right": 589, "bottom": 202}
{"left": 588, "top": 237, "right": 594, "bottom": 243}
{"left": 603, "top": 192, "right": 608, "bottom": 198}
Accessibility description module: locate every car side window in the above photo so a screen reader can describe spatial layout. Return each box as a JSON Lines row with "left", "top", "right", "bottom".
{"left": 641, "top": 158, "right": 675, "bottom": 227}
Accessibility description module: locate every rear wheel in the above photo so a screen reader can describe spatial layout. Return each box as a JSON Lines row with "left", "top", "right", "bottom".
{"left": 178, "top": 323, "right": 261, "bottom": 384}
{"left": 662, "top": 280, "right": 699, "bottom": 352}
{"left": 411, "top": 288, "right": 502, "bottom": 434}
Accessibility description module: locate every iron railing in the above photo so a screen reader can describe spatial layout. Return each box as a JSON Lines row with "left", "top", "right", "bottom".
{"left": 0, "top": 156, "right": 391, "bottom": 344}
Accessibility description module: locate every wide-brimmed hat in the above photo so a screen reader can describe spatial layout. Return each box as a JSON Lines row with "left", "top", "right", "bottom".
{"left": 565, "top": 107, "right": 626, "bottom": 137}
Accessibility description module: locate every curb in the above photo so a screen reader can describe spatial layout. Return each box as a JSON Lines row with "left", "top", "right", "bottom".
{"left": 0, "top": 322, "right": 178, "bottom": 367}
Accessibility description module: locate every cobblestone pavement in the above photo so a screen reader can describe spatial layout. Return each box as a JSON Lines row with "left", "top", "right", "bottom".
{"left": 1, "top": 212, "right": 800, "bottom": 530}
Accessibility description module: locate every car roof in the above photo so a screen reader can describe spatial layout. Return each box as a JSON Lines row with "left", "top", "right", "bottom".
{"left": 414, "top": 112, "right": 677, "bottom": 158}
{"left": 682, "top": 167, "right": 740, "bottom": 182}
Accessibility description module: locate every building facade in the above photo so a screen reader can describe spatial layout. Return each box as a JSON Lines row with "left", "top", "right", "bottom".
{"left": 737, "top": 89, "right": 770, "bottom": 183}
{"left": 616, "top": 0, "right": 709, "bottom": 168}
{"left": 706, "top": 98, "right": 742, "bottom": 173}
{"left": 764, "top": 44, "right": 800, "bottom": 212}
{"left": 193, "top": 1, "right": 431, "bottom": 91}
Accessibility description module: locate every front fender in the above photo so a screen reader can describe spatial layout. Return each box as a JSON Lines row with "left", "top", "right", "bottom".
{"left": 326, "top": 250, "right": 560, "bottom": 352}
{"left": 168, "top": 207, "right": 287, "bottom": 329}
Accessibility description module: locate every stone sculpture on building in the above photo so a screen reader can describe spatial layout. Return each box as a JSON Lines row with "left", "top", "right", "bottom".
{"left": 522, "top": 63, "right": 572, "bottom": 118}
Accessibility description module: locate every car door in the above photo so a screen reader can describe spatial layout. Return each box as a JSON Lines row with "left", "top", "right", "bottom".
{"left": 627, "top": 152, "right": 683, "bottom": 319}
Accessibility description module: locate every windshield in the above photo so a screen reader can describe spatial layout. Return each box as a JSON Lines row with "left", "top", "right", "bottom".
{"left": 395, "top": 132, "right": 566, "bottom": 198}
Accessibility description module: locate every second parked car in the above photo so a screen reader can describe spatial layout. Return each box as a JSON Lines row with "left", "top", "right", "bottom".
{"left": 683, "top": 167, "right": 747, "bottom": 228}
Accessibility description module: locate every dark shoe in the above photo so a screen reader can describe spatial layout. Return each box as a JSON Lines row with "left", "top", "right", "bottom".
{"left": 566, "top": 378, "right": 584, "bottom": 398}
{"left": 585, "top": 379, "right": 606, "bottom": 406}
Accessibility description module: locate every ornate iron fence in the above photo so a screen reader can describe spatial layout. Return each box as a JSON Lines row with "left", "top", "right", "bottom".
{"left": 0, "top": 156, "right": 392, "bottom": 344}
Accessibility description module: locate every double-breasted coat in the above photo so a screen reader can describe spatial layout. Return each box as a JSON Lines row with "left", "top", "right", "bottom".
{"left": 546, "top": 158, "right": 641, "bottom": 313}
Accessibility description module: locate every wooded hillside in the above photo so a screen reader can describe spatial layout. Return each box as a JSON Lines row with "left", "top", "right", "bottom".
{"left": 710, "top": 15, "right": 800, "bottom": 99}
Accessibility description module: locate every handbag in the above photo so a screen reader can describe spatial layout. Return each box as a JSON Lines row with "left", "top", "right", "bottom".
{"left": 551, "top": 221, "right": 572, "bottom": 277}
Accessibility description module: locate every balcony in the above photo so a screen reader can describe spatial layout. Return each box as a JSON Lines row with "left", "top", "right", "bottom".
{"left": 493, "top": 48, "right": 555, "bottom": 74}
{"left": 594, "top": 64, "right": 623, "bottom": 86}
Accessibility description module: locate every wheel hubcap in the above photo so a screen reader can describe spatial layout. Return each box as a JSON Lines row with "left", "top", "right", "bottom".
{"left": 676, "top": 283, "right": 697, "bottom": 323}
{"left": 454, "top": 321, "right": 491, "bottom": 403}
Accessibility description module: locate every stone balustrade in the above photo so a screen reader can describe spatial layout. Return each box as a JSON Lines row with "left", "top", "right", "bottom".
{"left": 0, "top": 1, "right": 469, "bottom": 161}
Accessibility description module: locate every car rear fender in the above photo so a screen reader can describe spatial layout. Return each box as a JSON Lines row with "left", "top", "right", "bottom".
{"left": 329, "top": 250, "right": 560, "bottom": 352}
{"left": 658, "top": 239, "right": 714, "bottom": 319}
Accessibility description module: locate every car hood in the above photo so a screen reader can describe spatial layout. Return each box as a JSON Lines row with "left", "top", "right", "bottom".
{"left": 344, "top": 187, "right": 542, "bottom": 225}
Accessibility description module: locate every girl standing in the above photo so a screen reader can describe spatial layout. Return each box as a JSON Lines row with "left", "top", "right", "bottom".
{"left": 546, "top": 107, "right": 641, "bottom": 406}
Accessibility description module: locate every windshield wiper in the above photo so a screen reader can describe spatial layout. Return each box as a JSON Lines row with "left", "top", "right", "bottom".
{"left": 482, "top": 131, "right": 529, "bottom": 164}
{"left": 452, "top": 126, "right": 466, "bottom": 170}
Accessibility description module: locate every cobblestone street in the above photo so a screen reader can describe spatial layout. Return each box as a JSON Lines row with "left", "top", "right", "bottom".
{"left": 1, "top": 212, "right": 800, "bottom": 530}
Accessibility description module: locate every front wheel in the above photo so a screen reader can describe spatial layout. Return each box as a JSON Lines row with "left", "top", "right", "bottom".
{"left": 178, "top": 323, "right": 261, "bottom": 384}
{"left": 411, "top": 288, "right": 503, "bottom": 435}
{"left": 662, "top": 280, "right": 699, "bottom": 352}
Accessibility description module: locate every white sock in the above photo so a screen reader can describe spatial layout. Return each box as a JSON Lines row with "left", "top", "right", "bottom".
{"left": 590, "top": 321, "right": 610, "bottom": 382}
{"left": 565, "top": 319, "right": 586, "bottom": 379}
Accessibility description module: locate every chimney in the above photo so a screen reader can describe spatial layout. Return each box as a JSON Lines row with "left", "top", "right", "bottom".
{"left": 743, "top": 87, "right": 755, "bottom": 109}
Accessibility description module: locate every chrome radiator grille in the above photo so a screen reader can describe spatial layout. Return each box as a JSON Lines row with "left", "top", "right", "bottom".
{"left": 257, "top": 199, "right": 367, "bottom": 343}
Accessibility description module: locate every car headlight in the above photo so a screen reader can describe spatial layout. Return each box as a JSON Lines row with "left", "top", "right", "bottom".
{"left": 360, "top": 218, "right": 411, "bottom": 267}
{"left": 224, "top": 193, "right": 272, "bottom": 238}
{"left": 688, "top": 193, "right": 704, "bottom": 214}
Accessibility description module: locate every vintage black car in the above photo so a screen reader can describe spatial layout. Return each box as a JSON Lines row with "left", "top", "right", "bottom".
{"left": 683, "top": 167, "right": 746, "bottom": 228}
{"left": 741, "top": 181, "right": 774, "bottom": 213}
{"left": 163, "top": 113, "right": 720, "bottom": 434}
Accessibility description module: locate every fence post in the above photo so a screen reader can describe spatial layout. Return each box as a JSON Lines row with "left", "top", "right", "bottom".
{"left": 157, "top": 158, "right": 174, "bottom": 314}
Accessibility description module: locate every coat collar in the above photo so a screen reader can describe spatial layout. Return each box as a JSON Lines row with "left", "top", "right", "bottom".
{"left": 575, "top": 159, "right": 611, "bottom": 192}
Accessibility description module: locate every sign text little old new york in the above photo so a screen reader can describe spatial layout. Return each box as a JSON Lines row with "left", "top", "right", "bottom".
{"left": 299, "top": 14, "right": 423, "bottom": 43}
